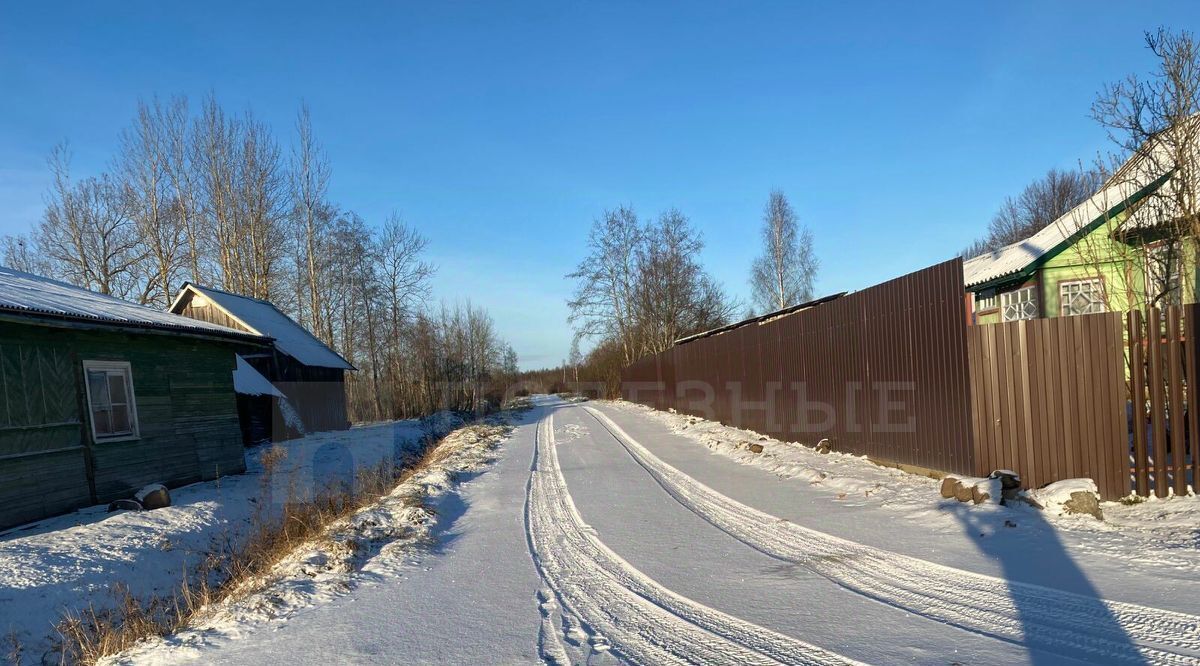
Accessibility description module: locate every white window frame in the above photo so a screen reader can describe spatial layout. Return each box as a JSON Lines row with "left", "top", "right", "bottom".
{"left": 1059, "top": 278, "right": 1106, "bottom": 317}
{"left": 82, "top": 360, "right": 140, "bottom": 442}
{"left": 1000, "top": 286, "right": 1039, "bottom": 322}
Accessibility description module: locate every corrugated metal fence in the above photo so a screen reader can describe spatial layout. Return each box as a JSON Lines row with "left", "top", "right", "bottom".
{"left": 623, "top": 259, "right": 976, "bottom": 475}
{"left": 622, "top": 259, "right": 1200, "bottom": 500}
{"left": 966, "top": 313, "right": 1128, "bottom": 499}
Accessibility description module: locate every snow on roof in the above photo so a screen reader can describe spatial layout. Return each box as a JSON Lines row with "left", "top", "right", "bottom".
{"left": 963, "top": 155, "right": 1168, "bottom": 290}
{"left": 176, "top": 284, "right": 353, "bottom": 370}
{"left": 0, "top": 266, "right": 259, "bottom": 341}
{"left": 233, "top": 355, "right": 284, "bottom": 397}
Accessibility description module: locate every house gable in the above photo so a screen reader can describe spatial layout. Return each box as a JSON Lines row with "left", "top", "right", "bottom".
{"left": 169, "top": 284, "right": 353, "bottom": 371}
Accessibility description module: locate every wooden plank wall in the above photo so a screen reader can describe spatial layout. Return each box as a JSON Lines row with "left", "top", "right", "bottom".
{"left": 0, "top": 322, "right": 247, "bottom": 530}
{"left": 1128, "top": 305, "right": 1198, "bottom": 498}
{"left": 622, "top": 259, "right": 976, "bottom": 475}
{"left": 0, "top": 341, "right": 91, "bottom": 527}
{"left": 966, "top": 313, "right": 1128, "bottom": 499}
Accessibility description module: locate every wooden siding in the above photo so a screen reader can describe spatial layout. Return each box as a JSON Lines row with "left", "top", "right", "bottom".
{"left": 175, "top": 291, "right": 252, "bottom": 333}
{"left": 175, "top": 290, "right": 349, "bottom": 434}
{"left": 0, "top": 320, "right": 247, "bottom": 530}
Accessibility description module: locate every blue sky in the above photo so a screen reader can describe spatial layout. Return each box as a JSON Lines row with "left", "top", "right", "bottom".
{"left": 0, "top": 3, "right": 1196, "bottom": 368}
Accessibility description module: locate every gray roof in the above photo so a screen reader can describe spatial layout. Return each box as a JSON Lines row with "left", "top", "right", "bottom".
{"left": 0, "top": 267, "right": 260, "bottom": 341}
{"left": 173, "top": 283, "right": 353, "bottom": 370}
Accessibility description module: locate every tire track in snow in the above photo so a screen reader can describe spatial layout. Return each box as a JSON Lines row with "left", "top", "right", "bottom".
{"left": 525, "top": 412, "right": 861, "bottom": 666}
{"left": 583, "top": 406, "right": 1200, "bottom": 666}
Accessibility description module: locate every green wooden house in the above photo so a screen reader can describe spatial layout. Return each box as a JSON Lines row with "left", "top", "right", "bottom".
{"left": 965, "top": 149, "right": 1189, "bottom": 323}
{"left": 0, "top": 267, "right": 269, "bottom": 530}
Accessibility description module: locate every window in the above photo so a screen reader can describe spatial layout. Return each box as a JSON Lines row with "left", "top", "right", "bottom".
{"left": 1060, "top": 279, "right": 1106, "bottom": 316}
{"left": 1000, "top": 286, "right": 1038, "bottom": 322}
{"left": 83, "top": 361, "right": 139, "bottom": 441}
{"left": 974, "top": 294, "right": 998, "bottom": 312}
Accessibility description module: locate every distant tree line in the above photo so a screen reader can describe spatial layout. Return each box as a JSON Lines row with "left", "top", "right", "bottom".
{"left": 1, "top": 94, "right": 518, "bottom": 421}
{"left": 564, "top": 191, "right": 820, "bottom": 396}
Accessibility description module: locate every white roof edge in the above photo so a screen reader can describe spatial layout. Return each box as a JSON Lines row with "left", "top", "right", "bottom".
{"left": 963, "top": 148, "right": 1172, "bottom": 290}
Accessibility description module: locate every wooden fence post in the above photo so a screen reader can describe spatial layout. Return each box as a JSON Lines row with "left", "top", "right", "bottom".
{"left": 1189, "top": 305, "right": 1200, "bottom": 496}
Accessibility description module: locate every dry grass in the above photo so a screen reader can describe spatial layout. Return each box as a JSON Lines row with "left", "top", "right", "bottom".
{"left": 5, "top": 631, "right": 23, "bottom": 666}
{"left": 52, "top": 426, "right": 481, "bottom": 665}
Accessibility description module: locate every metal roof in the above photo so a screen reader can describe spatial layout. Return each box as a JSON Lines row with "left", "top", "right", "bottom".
{"left": 0, "top": 266, "right": 263, "bottom": 342}
{"left": 172, "top": 283, "right": 354, "bottom": 370}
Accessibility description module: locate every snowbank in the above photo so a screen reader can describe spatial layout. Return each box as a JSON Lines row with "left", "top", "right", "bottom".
{"left": 0, "top": 414, "right": 461, "bottom": 663}
{"left": 107, "top": 421, "right": 512, "bottom": 664}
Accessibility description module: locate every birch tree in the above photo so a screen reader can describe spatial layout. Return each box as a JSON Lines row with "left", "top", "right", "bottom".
{"left": 568, "top": 205, "right": 736, "bottom": 361}
{"left": 291, "top": 103, "right": 334, "bottom": 332}
{"left": 118, "top": 97, "right": 187, "bottom": 306}
{"left": 567, "top": 206, "right": 643, "bottom": 363}
{"left": 749, "top": 190, "right": 817, "bottom": 312}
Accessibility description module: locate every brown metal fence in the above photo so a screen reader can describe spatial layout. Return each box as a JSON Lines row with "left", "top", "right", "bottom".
{"left": 1128, "top": 305, "right": 1200, "bottom": 498}
{"left": 966, "top": 313, "right": 1128, "bottom": 499}
{"left": 622, "top": 261, "right": 1200, "bottom": 500}
{"left": 622, "top": 259, "right": 976, "bottom": 475}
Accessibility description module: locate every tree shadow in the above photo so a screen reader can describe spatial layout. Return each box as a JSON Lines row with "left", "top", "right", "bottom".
{"left": 946, "top": 501, "right": 1148, "bottom": 665}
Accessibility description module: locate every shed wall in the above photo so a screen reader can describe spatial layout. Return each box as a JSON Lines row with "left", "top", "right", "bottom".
{"left": 0, "top": 321, "right": 246, "bottom": 530}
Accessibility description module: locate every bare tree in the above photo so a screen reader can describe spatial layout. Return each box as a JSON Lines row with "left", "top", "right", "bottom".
{"left": 160, "top": 95, "right": 208, "bottom": 284}
{"left": 568, "top": 205, "right": 736, "bottom": 362}
{"left": 1, "top": 234, "right": 48, "bottom": 275}
{"left": 117, "top": 97, "right": 188, "bottom": 306}
{"left": 1092, "top": 27, "right": 1200, "bottom": 308}
{"left": 568, "top": 336, "right": 582, "bottom": 383}
{"left": 2, "top": 92, "right": 520, "bottom": 423}
{"left": 963, "top": 167, "right": 1103, "bottom": 257}
{"left": 377, "top": 214, "right": 434, "bottom": 340}
{"left": 749, "top": 190, "right": 817, "bottom": 311}
{"left": 634, "top": 209, "right": 736, "bottom": 353}
{"left": 192, "top": 96, "right": 241, "bottom": 291}
{"left": 291, "top": 103, "right": 334, "bottom": 332}
{"left": 236, "top": 112, "right": 290, "bottom": 301}
{"left": 567, "top": 206, "right": 642, "bottom": 364}
{"left": 38, "top": 145, "right": 144, "bottom": 298}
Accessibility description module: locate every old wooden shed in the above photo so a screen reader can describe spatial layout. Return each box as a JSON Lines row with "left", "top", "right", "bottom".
{"left": 169, "top": 283, "right": 353, "bottom": 438}
{"left": 0, "top": 268, "right": 266, "bottom": 530}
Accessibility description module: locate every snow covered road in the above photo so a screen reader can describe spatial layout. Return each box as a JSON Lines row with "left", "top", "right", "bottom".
{"left": 134, "top": 397, "right": 1200, "bottom": 665}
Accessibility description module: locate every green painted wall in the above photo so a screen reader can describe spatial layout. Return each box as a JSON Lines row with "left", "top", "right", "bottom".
{"left": 972, "top": 210, "right": 1198, "bottom": 323}
{"left": 0, "top": 319, "right": 249, "bottom": 529}
{"left": 1038, "top": 215, "right": 1143, "bottom": 316}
